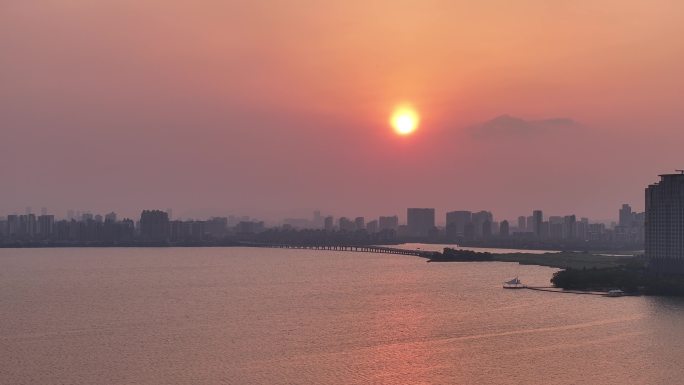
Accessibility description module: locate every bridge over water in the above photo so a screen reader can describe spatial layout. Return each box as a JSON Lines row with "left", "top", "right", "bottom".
{"left": 239, "top": 243, "right": 440, "bottom": 259}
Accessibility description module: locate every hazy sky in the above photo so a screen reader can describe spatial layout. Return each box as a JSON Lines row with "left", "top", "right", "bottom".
{"left": 2, "top": 1, "right": 683, "bottom": 223}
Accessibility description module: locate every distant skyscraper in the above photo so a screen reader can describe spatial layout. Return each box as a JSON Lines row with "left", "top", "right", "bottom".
{"left": 471, "top": 211, "right": 493, "bottom": 238}
{"left": 619, "top": 204, "right": 633, "bottom": 227}
{"left": 7, "top": 215, "right": 19, "bottom": 236}
{"left": 407, "top": 208, "right": 435, "bottom": 237}
{"left": 379, "top": 216, "right": 399, "bottom": 231}
{"left": 526, "top": 215, "right": 534, "bottom": 232}
{"left": 500, "top": 220, "right": 509, "bottom": 237}
{"left": 354, "top": 217, "right": 365, "bottom": 230}
{"left": 548, "top": 216, "right": 563, "bottom": 225}
{"left": 517, "top": 216, "right": 526, "bottom": 231}
{"left": 25, "top": 214, "right": 37, "bottom": 237}
{"left": 563, "top": 215, "right": 576, "bottom": 239}
{"left": 324, "top": 216, "right": 334, "bottom": 232}
{"left": 139, "top": 210, "right": 170, "bottom": 242}
{"left": 645, "top": 172, "right": 684, "bottom": 272}
{"left": 366, "top": 220, "right": 378, "bottom": 233}
{"left": 482, "top": 220, "right": 492, "bottom": 238}
{"left": 105, "top": 212, "right": 117, "bottom": 223}
{"left": 313, "top": 210, "right": 323, "bottom": 228}
{"left": 532, "top": 210, "right": 543, "bottom": 237}
{"left": 338, "top": 217, "right": 355, "bottom": 232}
{"left": 446, "top": 211, "right": 472, "bottom": 239}
{"left": 37, "top": 215, "right": 54, "bottom": 238}
{"left": 550, "top": 222, "right": 563, "bottom": 239}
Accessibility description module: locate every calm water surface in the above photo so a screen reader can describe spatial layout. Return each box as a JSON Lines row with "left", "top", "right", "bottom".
{"left": 1, "top": 247, "right": 683, "bottom": 384}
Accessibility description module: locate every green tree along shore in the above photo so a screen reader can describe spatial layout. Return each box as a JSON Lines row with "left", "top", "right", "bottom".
{"left": 431, "top": 248, "right": 684, "bottom": 296}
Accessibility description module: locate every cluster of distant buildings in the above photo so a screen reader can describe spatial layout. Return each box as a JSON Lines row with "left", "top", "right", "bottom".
{"left": 316, "top": 206, "right": 643, "bottom": 247}
{"left": 0, "top": 210, "right": 266, "bottom": 244}
{"left": 0, "top": 204, "right": 642, "bottom": 249}
{"left": 0, "top": 205, "right": 641, "bottom": 247}
{"left": 3, "top": 172, "right": 684, "bottom": 268}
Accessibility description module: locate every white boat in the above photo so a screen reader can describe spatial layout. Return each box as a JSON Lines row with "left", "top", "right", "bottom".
{"left": 606, "top": 289, "right": 624, "bottom": 297}
{"left": 503, "top": 277, "right": 525, "bottom": 289}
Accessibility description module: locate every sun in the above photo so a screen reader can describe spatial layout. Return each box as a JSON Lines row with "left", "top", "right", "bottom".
{"left": 390, "top": 105, "right": 420, "bottom": 136}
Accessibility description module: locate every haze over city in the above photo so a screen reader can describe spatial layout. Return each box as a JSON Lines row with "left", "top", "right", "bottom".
{"left": 7, "top": 2, "right": 684, "bottom": 385}
{"left": 2, "top": 1, "right": 683, "bottom": 221}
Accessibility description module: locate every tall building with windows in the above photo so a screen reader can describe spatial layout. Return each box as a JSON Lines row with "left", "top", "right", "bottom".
{"left": 338, "top": 217, "right": 355, "bottom": 232}
{"left": 532, "top": 210, "right": 543, "bottom": 237}
{"left": 500, "top": 220, "right": 510, "bottom": 237}
{"left": 446, "top": 211, "right": 472, "bottom": 239}
{"left": 407, "top": 208, "right": 435, "bottom": 237}
{"left": 646, "top": 172, "right": 684, "bottom": 273}
{"left": 563, "top": 215, "right": 577, "bottom": 239}
{"left": 139, "top": 210, "right": 170, "bottom": 242}
{"left": 619, "top": 204, "right": 633, "bottom": 227}
{"left": 354, "top": 217, "right": 365, "bottom": 230}
{"left": 379, "top": 216, "right": 399, "bottom": 231}
{"left": 517, "top": 216, "right": 526, "bottom": 231}
{"left": 324, "top": 216, "right": 334, "bottom": 232}
{"left": 471, "top": 211, "right": 493, "bottom": 238}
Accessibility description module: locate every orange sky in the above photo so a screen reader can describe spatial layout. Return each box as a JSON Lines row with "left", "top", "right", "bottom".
{"left": 1, "top": 1, "right": 683, "bottom": 221}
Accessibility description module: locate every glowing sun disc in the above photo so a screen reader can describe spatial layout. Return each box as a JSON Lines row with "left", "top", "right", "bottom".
{"left": 390, "top": 105, "right": 420, "bottom": 135}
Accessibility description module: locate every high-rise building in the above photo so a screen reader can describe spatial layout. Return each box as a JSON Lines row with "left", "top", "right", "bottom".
{"left": 379, "top": 216, "right": 399, "bottom": 231}
{"left": 500, "top": 220, "right": 510, "bottom": 237}
{"left": 205, "top": 217, "right": 228, "bottom": 238}
{"left": 619, "top": 204, "right": 633, "bottom": 227}
{"left": 482, "top": 220, "right": 492, "bottom": 238}
{"left": 338, "top": 217, "right": 355, "bottom": 232}
{"left": 105, "top": 212, "right": 117, "bottom": 223}
{"left": 366, "top": 220, "right": 378, "bottom": 233}
{"left": 25, "top": 214, "right": 37, "bottom": 238}
{"left": 324, "top": 216, "right": 334, "bottom": 232}
{"left": 354, "top": 217, "right": 365, "bottom": 231}
{"left": 472, "top": 211, "right": 493, "bottom": 238}
{"left": 313, "top": 210, "right": 323, "bottom": 228}
{"left": 517, "top": 216, "right": 526, "bottom": 231}
{"left": 446, "top": 211, "right": 472, "bottom": 239}
{"left": 577, "top": 218, "right": 589, "bottom": 241}
{"left": 532, "top": 210, "right": 543, "bottom": 237}
{"left": 645, "top": 172, "right": 684, "bottom": 272}
{"left": 407, "top": 208, "right": 435, "bottom": 237}
{"left": 550, "top": 222, "right": 563, "bottom": 239}
{"left": 7, "top": 215, "right": 19, "bottom": 236}
{"left": 139, "top": 210, "right": 170, "bottom": 242}
{"left": 37, "top": 215, "right": 54, "bottom": 238}
{"left": 563, "top": 215, "right": 577, "bottom": 239}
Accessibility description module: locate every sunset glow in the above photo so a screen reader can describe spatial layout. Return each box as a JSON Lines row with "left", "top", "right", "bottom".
{"left": 390, "top": 105, "right": 420, "bottom": 136}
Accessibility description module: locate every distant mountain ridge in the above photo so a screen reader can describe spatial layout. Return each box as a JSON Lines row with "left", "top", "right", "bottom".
{"left": 470, "top": 114, "right": 580, "bottom": 139}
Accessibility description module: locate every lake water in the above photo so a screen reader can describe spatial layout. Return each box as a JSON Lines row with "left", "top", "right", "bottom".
{"left": 1, "top": 247, "right": 683, "bottom": 384}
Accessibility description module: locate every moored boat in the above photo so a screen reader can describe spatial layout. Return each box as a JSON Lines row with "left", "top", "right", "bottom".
{"left": 503, "top": 277, "right": 525, "bottom": 289}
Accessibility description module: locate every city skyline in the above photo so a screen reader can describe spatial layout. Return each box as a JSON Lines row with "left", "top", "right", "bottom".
{"left": 0, "top": 202, "right": 644, "bottom": 246}
{"left": 0, "top": 200, "right": 643, "bottom": 228}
